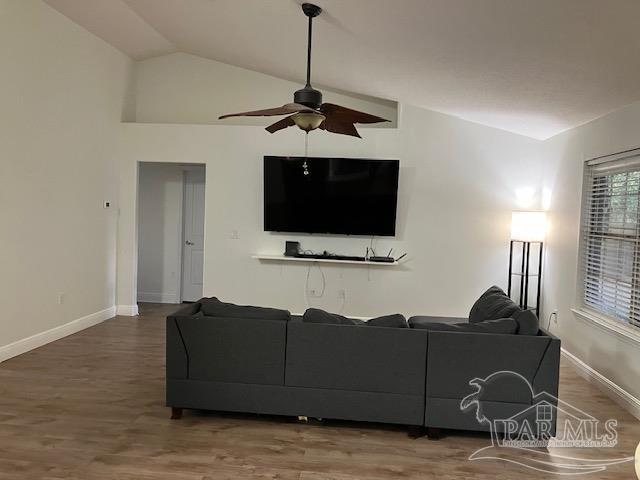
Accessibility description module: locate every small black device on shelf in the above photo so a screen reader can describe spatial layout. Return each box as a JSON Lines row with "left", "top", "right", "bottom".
{"left": 366, "top": 247, "right": 405, "bottom": 263}
{"left": 285, "top": 241, "right": 301, "bottom": 257}
{"left": 295, "top": 252, "right": 366, "bottom": 262}
{"left": 368, "top": 256, "right": 395, "bottom": 263}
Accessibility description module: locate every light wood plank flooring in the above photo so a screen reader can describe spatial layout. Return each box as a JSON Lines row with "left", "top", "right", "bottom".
{"left": 0, "top": 303, "right": 638, "bottom": 479}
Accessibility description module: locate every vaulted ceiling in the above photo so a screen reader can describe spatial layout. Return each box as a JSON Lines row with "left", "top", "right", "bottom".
{"left": 45, "top": 0, "right": 640, "bottom": 139}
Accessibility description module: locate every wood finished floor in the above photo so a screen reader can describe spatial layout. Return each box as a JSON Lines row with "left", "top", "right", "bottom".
{"left": 0, "top": 303, "right": 638, "bottom": 479}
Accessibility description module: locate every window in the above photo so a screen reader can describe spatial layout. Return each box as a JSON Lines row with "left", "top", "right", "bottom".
{"left": 580, "top": 151, "right": 640, "bottom": 329}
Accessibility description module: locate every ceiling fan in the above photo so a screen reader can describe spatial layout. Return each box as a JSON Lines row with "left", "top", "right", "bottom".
{"left": 218, "top": 3, "right": 389, "bottom": 138}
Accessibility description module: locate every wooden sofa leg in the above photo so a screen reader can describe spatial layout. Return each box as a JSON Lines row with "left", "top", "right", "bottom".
{"left": 426, "top": 427, "right": 442, "bottom": 440}
{"left": 407, "top": 425, "right": 425, "bottom": 439}
{"left": 171, "top": 407, "right": 183, "bottom": 420}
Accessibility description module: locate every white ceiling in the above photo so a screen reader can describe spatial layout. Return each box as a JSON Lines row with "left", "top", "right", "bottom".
{"left": 45, "top": 0, "right": 640, "bottom": 139}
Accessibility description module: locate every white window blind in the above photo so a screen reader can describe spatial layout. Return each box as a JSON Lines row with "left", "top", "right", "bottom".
{"left": 580, "top": 151, "right": 640, "bottom": 328}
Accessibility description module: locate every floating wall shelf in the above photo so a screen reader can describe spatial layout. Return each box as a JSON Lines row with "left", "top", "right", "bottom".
{"left": 252, "top": 254, "right": 399, "bottom": 267}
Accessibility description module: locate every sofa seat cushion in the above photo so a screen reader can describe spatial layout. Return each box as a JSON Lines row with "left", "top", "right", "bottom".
{"left": 200, "top": 297, "right": 290, "bottom": 321}
{"left": 410, "top": 317, "right": 517, "bottom": 334}
{"left": 366, "top": 314, "right": 408, "bottom": 328}
{"left": 513, "top": 309, "right": 539, "bottom": 335}
{"left": 468, "top": 286, "right": 521, "bottom": 323}
{"left": 302, "top": 308, "right": 364, "bottom": 325}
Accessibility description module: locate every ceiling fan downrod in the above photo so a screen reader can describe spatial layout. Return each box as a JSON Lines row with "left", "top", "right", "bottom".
{"left": 294, "top": 3, "right": 323, "bottom": 110}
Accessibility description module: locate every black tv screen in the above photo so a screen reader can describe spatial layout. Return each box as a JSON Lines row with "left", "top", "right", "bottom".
{"left": 264, "top": 156, "right": 399, "bottom": 236}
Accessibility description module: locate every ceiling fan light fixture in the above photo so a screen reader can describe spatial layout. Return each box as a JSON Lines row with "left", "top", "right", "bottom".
{"left": 292, "top": 111, "right": 326, "bottom": 132}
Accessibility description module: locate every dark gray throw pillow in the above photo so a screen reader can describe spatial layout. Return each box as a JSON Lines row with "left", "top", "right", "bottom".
{"left": 468, "top": 286, "right": 521, "bottom": 323}
{"left": 302, "top": 308, "right": 364, "bottom": 325}
{"left": 513, "top": 309, "right": 539, "bottom": 335}
{"left": 410, "top": 317, "right": 518, "bottom": 334}
{"left": 366, "top": 314, "right": 408, "bottom": 328}
{"left": 200, "top": 297, "right": 290, "bottom": 321}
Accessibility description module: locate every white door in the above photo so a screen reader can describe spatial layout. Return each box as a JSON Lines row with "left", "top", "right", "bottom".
{"left": 181, "top": 169, "right": 205, "bottom": 302}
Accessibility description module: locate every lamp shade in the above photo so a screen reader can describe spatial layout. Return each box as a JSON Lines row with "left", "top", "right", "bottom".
{"left": 511, "top": 211, "right": 546, "bottom": 242}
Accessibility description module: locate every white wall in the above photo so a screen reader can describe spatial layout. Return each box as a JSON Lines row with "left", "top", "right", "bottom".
{"left": 137, "top": 163, "right": 186, "bottom": 303}
{"left": 0, "top": 0, "right": 132, "bottom": 354}
{"left": 116, "top": 104, "right": 542, "bottom": 318}
{"left": 133, "top": 53, "right": 398, "bottom": 128}
{"left": 541, "top": 100, "right": 640, "bottom": 401}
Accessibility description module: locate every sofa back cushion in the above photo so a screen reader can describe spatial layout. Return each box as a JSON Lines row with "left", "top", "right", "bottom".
{"left": 286, "top": 320, "right": 428, "bottom": 395}
{"left": 200, "top": 297, "right": 290, "bottom": 321}
{"left": 367, "top": 314, "right": 408, "bottom": 328}
{"left": 302, "top": 308, "right": 364, "bottom": 325}
{"left": 513, "top": 309, "right": 539, "bottom": 335}
{"left": 410, "top": 318, "right": 517, "bottom": 334}
{"left": 468, "top": 286, "right": 521, "bottom": 323}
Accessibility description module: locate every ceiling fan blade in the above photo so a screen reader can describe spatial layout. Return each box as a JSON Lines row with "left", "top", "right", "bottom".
{"left": 320, "top": 103, "right": 390, "bottom": 125}
{"left": 318, "top": 119, "right": 362, "bottom": 138}
{"left": 265, "top": 115, "right": 296, "bottom": 133}
{"left": 219, "top": 103, "right": 315, "bottom": 119}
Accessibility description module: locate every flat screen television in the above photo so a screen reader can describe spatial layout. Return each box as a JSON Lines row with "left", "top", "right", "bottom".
{"left": 264, "top": 156, "right": 399, "bottom": 236}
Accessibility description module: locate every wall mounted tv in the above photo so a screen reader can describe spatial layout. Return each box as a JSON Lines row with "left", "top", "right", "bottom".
{"left": 264, "top": 156, "right": 399, "bottom": 236}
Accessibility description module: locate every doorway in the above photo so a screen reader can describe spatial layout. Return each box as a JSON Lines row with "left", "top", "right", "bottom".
{"left": 137, "top": 163, "right": 206, "bottom": 304}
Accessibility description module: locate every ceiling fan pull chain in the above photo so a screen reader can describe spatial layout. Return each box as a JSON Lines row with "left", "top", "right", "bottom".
{"left": 303, "top": 132, "right": 310, "bottom": 175}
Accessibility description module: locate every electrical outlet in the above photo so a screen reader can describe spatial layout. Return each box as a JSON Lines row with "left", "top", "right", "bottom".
{"left": 103, "top": 201, "right": 111, "bottom": 209}
{"left": 57, "top": 293, "right": 65, "bottom": 305}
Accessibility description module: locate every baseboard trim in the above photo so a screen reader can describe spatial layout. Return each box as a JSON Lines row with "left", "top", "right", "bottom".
{"left": 561, "top": 348, "right": 640, "bottom": 420}
{"left": 116, "top": 304, "right": 139, "bottom": 316}
{"left": 0, "top": 306, "right": 116, "bottom": 363}
{"left": 137, "top": 292, "right": 179, "bottom": 304}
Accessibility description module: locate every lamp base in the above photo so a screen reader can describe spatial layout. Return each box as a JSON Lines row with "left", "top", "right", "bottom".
{"left": 507, "top": 240, "right": 543, "bottom": 317}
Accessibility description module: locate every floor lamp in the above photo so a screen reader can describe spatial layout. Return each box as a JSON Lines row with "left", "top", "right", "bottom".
{"left": 508, "top": 211, "right": 546, "bottom": 317}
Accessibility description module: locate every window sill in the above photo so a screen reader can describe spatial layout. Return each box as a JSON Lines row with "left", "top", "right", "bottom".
{"left": 571, "top": 308, "right": 640, "bottom": 345}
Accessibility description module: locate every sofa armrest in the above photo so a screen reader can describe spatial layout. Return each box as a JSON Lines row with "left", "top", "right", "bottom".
{"left": 166, "top": 303, "right": 202, "bottom": 381}
{"left": 175, "top": 315, "right": 287, "bottom": 385}
{"left": 533, "top": 329, "right": 561, "bottom": 399}
{"left": 167, "top": 302, "right": 201, "bottom": 318}
{"left": 426, "top": 331, "right": 555, "bottom": 403}
{"left": 166, "top": 316, "right": 189, "bottom": 380}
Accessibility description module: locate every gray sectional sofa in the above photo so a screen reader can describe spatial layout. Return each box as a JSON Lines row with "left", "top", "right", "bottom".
{"left": 166, "top": 286, "right": 560, "bottom": 438}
